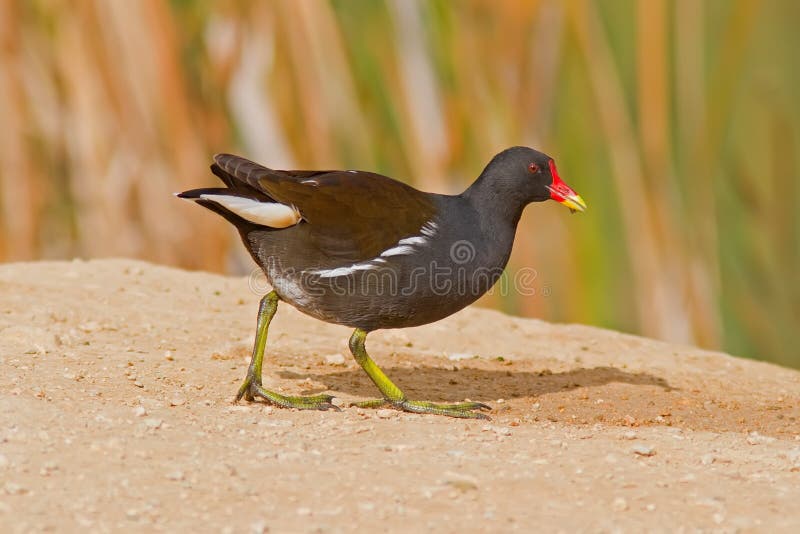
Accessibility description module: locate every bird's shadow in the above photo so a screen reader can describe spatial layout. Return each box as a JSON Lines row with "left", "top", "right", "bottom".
{"left": 279, "top": 363, "right": 674, "bottom": 402}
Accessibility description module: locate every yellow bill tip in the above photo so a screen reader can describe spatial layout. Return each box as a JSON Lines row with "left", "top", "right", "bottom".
{"left": 559, "top": 194, "right": 587, "bottom": 213}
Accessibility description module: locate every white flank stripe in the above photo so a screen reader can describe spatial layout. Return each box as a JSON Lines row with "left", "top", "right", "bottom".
{"left": 200, "top": 194, "right": 300, "bottom": 228}
{"left": 315, "top": 266, "right": 357, "bottom": 278}
{"left": 420, "top": 221, "right": 438, "bottom": 237}
{"left": 315, "top": 262, "right": 382, "bottom": 278}
{"left": 398, "top": 236, "right": 428, "bottom": 246}
{"left": 380, "top": 244, "right": 416, "bottom": 257}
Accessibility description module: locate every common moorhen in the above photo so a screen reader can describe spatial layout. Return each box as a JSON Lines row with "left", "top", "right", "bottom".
{"left": 178, "top": 146, "right": 586, "bottom": 418}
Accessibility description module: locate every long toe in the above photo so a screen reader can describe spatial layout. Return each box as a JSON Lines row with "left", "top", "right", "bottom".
{"left": 347, "top": 399, "right": 491, "bottom": 419}
{"left": 250, "top": 385, "right": 340, "bottom": 411}
{"left": 418, "top": 401, "right": 492, "bottom": 411}
{"left": 397, "top": 400, "right": 491, "bottom": 419}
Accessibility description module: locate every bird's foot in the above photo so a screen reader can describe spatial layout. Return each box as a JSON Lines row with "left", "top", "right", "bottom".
{"left": 351, "top": 398, "right": 491, "bottom": 419}
{"left": 235, "top": 376, "right": 338, "bottom": 411}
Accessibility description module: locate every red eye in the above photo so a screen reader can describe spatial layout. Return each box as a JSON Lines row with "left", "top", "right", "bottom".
{"left": 528, "top": 162, "right": 539, "bottom": 173}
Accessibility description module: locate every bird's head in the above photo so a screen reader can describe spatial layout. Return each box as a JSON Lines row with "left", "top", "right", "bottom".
{"left": 477, "top": 146, "right": 587, "bottom": 213}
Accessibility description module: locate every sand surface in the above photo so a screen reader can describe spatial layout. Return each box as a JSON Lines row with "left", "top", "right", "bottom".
{"left": 1, "top": 259, "right": 799, "bottom": 532}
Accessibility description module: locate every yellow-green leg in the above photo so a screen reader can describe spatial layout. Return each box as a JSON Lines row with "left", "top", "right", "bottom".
{"left": 348, "top": 329, "right": 490, "bottom": 419}
{"left": 235, "top": 291, "right": 336, "bottom": 410}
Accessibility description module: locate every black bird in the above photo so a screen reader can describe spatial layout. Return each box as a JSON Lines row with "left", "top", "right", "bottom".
{"left": 178, "top": 147, "right": 586, "bottom": 418}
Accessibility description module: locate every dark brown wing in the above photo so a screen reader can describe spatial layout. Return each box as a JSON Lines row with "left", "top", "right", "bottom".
{"left": 213, "top": 154, "right": 438, "bottom": 262}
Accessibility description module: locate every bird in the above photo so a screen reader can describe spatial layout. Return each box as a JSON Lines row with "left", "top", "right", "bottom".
{"left": 178, "top": 146, "right": 586, "bottom": 419}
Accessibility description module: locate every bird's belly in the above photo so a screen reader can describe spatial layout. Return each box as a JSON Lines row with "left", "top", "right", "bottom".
{"left": 266, "top": 261, "right": 504, "bottom": 331}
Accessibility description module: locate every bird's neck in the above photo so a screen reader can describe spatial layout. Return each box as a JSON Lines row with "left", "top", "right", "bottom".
{"left": 462, "top": 173, "right": 528, "bottom": 231}
{"left": 457, "top": 184, "right": 524, "bottom": 276}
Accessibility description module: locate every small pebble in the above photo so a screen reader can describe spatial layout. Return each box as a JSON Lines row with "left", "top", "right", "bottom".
{"left": 296, "top": 507, "right": 311, "bottom": 516}
{"left": 700, "top": 454, "right": 715, "bottom": 465}
{"left": 324, "top": 353, "right": 346, "bottom": 365}
{"left": 376, "top": 409, "right": 396, "bottom": 419}
{"left": 276, "top": 451, "right": 302, "bottom": 462}
{"left": 4, "top": 482, "right": 26, "bottom": 495}
{"left": 443, "top": 472, "right": 479, "bottom": 492}
{"left": 612, "top": 497, "right": 628, "bottom": 511}
{"left": 623, "top": 415, "right": 637, "bottom": 426}
{"left": 144, "top": 418, "right": 162, "bottom": 430}
{"left": 40, "top": 461, "right": 58, "bottom": 476}
{"left": 622, "top": 431, "right": 637, "bottom": 440}
{"left": 165, "top": 470, "right": 185, "bottom": 481}
{"left": 632, "top": 444, "right": 656, "bottom": 457}
{"left": 133, "top": 380, "right": 144, "bottom": 388}
{"left": 746, "top": 431, "right": 776, "bottom": 445}
{"left": 169, "top": 397, "right": 186, "bottom": 407}
{"left": 482, "top": 425, "right": 512, "bottom": 436}
{"left": 78, "top": 321, "right": 100, "bottom": 333}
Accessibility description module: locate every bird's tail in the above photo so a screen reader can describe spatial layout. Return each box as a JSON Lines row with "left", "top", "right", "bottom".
{"left": 176, "top": 187, "right": 301, "bottom": 230}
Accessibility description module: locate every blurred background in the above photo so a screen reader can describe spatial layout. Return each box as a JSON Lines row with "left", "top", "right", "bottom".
{"left": 0, "top": 0, "right": 797, "bottom": 367}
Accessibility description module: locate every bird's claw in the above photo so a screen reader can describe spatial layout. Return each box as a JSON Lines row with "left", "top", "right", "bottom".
{"left": 235, "top": 376, "right": 339, "bottom": 411}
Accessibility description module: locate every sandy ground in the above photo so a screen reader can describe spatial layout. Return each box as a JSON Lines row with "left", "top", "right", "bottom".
{"left": 1, "top": 259, "right": 799, "bottom": 533}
